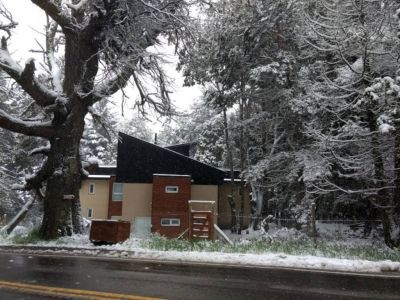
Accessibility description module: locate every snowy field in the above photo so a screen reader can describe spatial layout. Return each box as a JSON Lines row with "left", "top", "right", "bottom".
{"left": 0, "top": 224, "right": 399, "bottom": 274}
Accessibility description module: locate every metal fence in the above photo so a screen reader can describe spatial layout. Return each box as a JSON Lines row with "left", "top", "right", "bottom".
{"left": 218, "top": 213, "right": 383, "bottom": 239}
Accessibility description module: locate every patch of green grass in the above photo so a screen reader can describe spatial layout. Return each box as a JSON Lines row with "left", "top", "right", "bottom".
{"left": 12, "top": 229, "right": 41, "bottom": 244}
{"left": 141, "top": 234, "right": 400, "bottom": 262}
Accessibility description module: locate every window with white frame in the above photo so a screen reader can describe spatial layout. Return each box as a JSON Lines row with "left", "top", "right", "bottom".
{"left": 165, "top": 185, "right": 179, "bottom": 193}
{"left": 160, "top": 218, "right": 181, "bottom": 227}
{"left": 112, "top": 182, "right": 123, "bottom": 201}
{"left": 87, "top": 208, "right": 93, "bottom": 218}
{"left": 89, "top": 182, "right": 95, "bottom": 194}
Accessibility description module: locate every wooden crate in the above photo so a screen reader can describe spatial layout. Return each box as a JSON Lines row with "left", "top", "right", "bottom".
{"left": 89, "top": 220, "right": 130, "bottom": 244}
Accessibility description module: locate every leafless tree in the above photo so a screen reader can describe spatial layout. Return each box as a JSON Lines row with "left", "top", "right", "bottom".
{"left": 0, "top": 0, "right": 192, "bottom": 239}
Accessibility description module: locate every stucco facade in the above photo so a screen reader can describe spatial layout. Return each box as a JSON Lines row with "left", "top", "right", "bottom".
{"left": 191, "top": 185, "right": 218, "bottom": 202}
{"left": 121, "top": 183, "right": 153, "bottom": 221}
{"left": 79, "top": 179, "right": 110, "bottom": 220}
{"left": 79, "top": 178, "right": 250, "bottom": 234}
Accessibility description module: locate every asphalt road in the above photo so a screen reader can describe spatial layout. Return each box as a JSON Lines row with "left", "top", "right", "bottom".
{"left": 0, "top": 252, "right": 398, "bottom": 299}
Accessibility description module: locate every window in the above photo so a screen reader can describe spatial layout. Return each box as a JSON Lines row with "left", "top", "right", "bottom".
{"left": 112, "top": 182, "right": 123, "bottom": 201}
{"left": 165, "top": 185, "right": 179, "bottom": 193}
{"left": 87, "top": 208, "right": 93, "bottom": 218}
{"left": 160, "top": 218, "right": 181, "bottom": 227}
{"left": 89, "top": 182, "right": 95, "bottom": 194}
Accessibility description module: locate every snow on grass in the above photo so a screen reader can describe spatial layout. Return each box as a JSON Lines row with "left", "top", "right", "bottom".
{"left": 1, "top": 226, "right": 399, "bottom": 274}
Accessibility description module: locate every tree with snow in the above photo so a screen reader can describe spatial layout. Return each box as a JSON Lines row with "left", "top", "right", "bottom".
{"left": 180, "top": 0, "right": 308, "bottom": 230}
{"left": 303, "top": 0, "right": 400, "bottom": 246}
{"left": 81, "top": 102, "right": 118, "bottom": 165}
{"left": 0, "top": 0, "right": 192, "bottom": 239}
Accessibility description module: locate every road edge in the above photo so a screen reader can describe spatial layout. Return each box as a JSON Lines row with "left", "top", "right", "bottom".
{"left": 0, "top": 244, "right": 399, "bottom": 278}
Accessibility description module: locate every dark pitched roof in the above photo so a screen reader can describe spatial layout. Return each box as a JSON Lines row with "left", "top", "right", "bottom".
{"left": 220, "top": 169, "right": 242, "bottom": 180}
{"left": 116, "top": 133, "right": 225, "bottom": 185}
{"left": 85, "top": 164, "right": 116, "bottom": 177}
{"left": 94, "top": 166, "right": 116, "bottom": 176}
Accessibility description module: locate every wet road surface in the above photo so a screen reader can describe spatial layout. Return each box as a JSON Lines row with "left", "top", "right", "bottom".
{"left": 0, "top": 252, "right": 398, "bottom": 299}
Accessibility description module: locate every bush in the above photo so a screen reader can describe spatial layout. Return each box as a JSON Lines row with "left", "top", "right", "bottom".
{"left": 12, "top": 228, "right": 41, "bottom": 244}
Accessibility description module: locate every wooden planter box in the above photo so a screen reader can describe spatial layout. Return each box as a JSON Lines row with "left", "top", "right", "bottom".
{"left": 89, "top": 220, "right": 131, "bottom": 245}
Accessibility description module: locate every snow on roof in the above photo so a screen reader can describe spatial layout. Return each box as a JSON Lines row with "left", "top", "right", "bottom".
{"left": 165, "top": 141, "right": 197, "bottom": 147}
{"left": 224, "top": 178, "right": 243, "bottom": 182}
{"left": 88, "top": 175, "right": 111, "bottom": 179}
{"left": 99, "top": 165, "right": 117, "bottom": 168}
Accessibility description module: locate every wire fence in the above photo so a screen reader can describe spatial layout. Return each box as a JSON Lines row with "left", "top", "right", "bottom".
{"left": 217, "top": 213, "right": 383, "bottom": 238}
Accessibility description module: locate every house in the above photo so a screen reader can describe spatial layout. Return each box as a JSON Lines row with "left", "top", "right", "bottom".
{"left": 79, "top": 132, "right": 250, "bottom": 238}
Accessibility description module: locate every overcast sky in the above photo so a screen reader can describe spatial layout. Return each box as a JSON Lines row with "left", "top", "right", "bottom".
{"left": 3, "top": 0, "right": 201, "bottom": 129}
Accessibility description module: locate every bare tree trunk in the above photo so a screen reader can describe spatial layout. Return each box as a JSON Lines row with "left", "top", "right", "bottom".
{"left": 38, "top": 31, "right": 91, "bottom": 239}
{"left": 250, "top": 182, "right": 263, "bottom": 230}
{"left": 238, "top": 96, "right": 246, "bottom": 233}
{"left": 311, "top": 201, "right": 317, "bottom": 248}
{"left": 223, "top": 108, "right": 237, "bottom": 231}
{"left": 40, "top": 120, "right": 85, "bottom": 239}
{"left": 386, "top": 126, "right": 400, "bottom": 247}
{"left": 71, "top": 198, "right": 83, "bottom": 234}
{"left": 367, "top": 110, "right": 399, "bottom": 247}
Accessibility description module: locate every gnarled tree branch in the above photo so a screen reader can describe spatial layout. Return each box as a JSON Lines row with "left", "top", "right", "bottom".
{"left": 31, "top": 0, "right": 74, "bottom": 31}
{"left": 0, "top": 109, "right": 55, "bottom": 138}
{"left": 29, "top": 145, "right": 51, "bottom": 156}
{"left": 92, "top": 66, "right": 133, "bottom": 101}
{"left": 0, "top": 38, "right": 59, "bottom": 107}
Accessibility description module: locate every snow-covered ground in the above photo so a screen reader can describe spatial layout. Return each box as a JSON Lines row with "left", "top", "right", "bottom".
{"left": 0, "top": 225, "right": 399, "bottom": 274}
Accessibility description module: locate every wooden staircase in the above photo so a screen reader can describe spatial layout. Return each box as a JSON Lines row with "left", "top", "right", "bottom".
{"left": 189, "top": 211, "right": 214, "bottom": 240}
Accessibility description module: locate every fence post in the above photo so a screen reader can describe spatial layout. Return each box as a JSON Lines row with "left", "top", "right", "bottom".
{"left": 311, "top": 202, "right": 317, "bottom": 248}
{"left": 1, "top": 214, "right": 6, "bottom": 226}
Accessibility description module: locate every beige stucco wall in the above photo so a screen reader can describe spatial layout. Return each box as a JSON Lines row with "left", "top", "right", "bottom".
{"left": 80, "top": 179, "right": 109, "bottom": 220}
{"left": 191, "top": 185, "right": 219, "bottom": 202}
{"left": 80, "top": 182, "right": 222, "bottom": 224}
{"left": 121, "top": 183, "right": 153, "bottom": 221}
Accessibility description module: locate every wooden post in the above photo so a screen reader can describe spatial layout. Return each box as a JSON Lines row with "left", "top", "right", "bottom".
{"left": 311, "top": 202, "right": 317, "bottom": 248}
{"left": 1, "top": 214, "right": 7, "bottom": 226}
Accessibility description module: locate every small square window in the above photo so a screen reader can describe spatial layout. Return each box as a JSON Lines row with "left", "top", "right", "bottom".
{"left": 161, "top": 218, "right": 180, "bottom": 227}
{"left": 112, "top": 183, "right": 123, "bottom": 201}
{"left": 171, "top": 219, "right": 180, "bottom": 225}
{"left": 161, "top": 219, "right": 170, "bottom": 226}
{"left": 165, "top": 186, "right": 179, "bottom": 193}
{"left": 87, "top": 208, "right": 93, "bottom": 218}
{"left": 89, "top": 183, "right": 95, "bottom": 194}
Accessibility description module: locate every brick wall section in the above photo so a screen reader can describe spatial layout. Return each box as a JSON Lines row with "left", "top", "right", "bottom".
{"left": 108, "top": 176, "right": 123, "bottom": 218}
{"left": 151, "top": 175, "right": 191, "bottom": 238}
